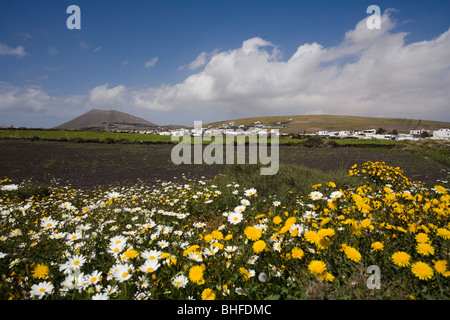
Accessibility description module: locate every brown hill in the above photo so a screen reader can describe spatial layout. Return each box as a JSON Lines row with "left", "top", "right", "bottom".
{"left": 54, "top": 109, "right": 160, "bottom": 131}
{"left": 207, "top": 114, "right": 450, "bottom": 134}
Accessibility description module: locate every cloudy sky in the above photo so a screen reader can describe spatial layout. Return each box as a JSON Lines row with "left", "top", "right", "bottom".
{"left": 1, "top": 0, "right": 450, "bottom": 128}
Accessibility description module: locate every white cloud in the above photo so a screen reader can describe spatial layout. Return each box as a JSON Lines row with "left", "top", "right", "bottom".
{"left": 145, "top": 57, "right": 158, "bottom": 68}
{"left": 0, "top": 43, "right": 27, "bottom": 58}
{"left": 179, "top": 49, "right": 219, "bottom": 70}
{"left": 0, "top": 83, "right": 51, "bottom": 112}
{"left": 89, "top": 84, "right": 126, "bottom": 108}
{"left": 94, "top": 46, "right": 103, "bottom": 53}
{"left": 129, "top": 10, "right": 450, "bottom": 122}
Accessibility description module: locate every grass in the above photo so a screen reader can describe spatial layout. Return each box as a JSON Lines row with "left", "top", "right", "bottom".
{"left": 0, "top": 128, "right": 173, "bottom": 144}
{"left": 396, "top": 139, "right": 450, "bottom": 165}
{"left": 0, "top": 128, "right": 408, "bottom": 147}
{"left": 215, "top": 163, "right": 363, "bottom": 208}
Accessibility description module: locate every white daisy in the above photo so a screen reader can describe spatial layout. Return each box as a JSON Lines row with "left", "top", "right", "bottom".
{"left": 140, "top": 259, "right": 161, "bottom": 273}
{"left": 227, "top": 211, "right": 243, "bottom": 225}
{"left": 309, "top": 191, "right": 323, "bottom": 200}
{"left": 172, "top": 274, "right": 189, "bottom": 289}
{"left": 1, "top": 184, "right": 19, "bottom": 191}
{"left": 92, "top": 292, "right": 109, "bottom": 300}
{"left": 330, "top": 191, "right": 343, "bottom": 199}
{"left": 244, "top": 188, "right": 257, "bottom": 197}
{"left": 30, "top": 281, "right": 54, "bottom": 299}
{"left": 141, "top": 249, "right": 162, "bottom": 260}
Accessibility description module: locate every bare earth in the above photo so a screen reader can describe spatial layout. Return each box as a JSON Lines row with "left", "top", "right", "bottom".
{"left": 0, "top": 140, "right": 448, "bottom": 189}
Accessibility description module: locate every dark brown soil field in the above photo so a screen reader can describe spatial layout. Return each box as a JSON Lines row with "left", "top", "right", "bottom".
{"left": 0, "top": 140, "right": 448, "bottom": 189}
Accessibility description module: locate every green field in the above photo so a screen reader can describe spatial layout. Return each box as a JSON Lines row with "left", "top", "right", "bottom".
{"left": 0, "top": 129, "right": 173, "bottom": 144}
{"left": 0, "top": 128, "right": 398, "bottom": 146}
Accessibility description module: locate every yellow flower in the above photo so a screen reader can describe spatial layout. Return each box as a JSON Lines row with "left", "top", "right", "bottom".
{"left": 253, "top": 240, "right": 266, "bottom": 253}
{"left": 304, "top": 230, "right": 321, "bottom": 244}
{"left": 239, "top": 267, "right": 253, "bottom": 280}
{"left": 32, "top": 264, "right": 49, "bottom": 279}
{"left": 343, "top": 246, "right": 362, "bottom": 263}
{"left": 183, "top": 245, "right": 200, "bottom": 256}
{"left": 285, "top": 217, "right": 296, "bottom": 227}
{"left": 204, "top": 234, "right": 213, "bottom": 242}
{"left": 411, "top": 261, "right": 434, "bottom": 280}
{"left": 272, "top": 216, "right": 282, "bottom": 225}
{"left": 317, "top": 272, "right": 334, "bottom": 282}
{"left": 433, "top": 260, "right": 448, "bottom": 275}
{"left": 326, "top": 182, "right": 336, "bottom": 188}
{"left": 212, "top": 242, "right": 223, "bottom": 250}
{"left": 415, "top": 233, "right": 430, "bottom": 243}
{"left": 416, "top": 243, "right": 434, "bottom": 256}
{"left": 318, "top": 228, "right": 335, "bottom": 238}
{"left": 201, "top": 288, "right": 216, "bottom": 300}
{"left": 291, "top": 247, "right": 304, "bottom": 259}
{"left": 188, "top": 265, "right": 204, "bottom": 284}
{"left": 360, "top": 219, "right": 371, "bottom": 228}
{"left": 244, "top": 226, "right": 262, "bottom": 241}
{"left": 123, "top": 249, "right": 138, "bottom": 260}
{"left": 434, "top": 185, "right": 447, "bottom": 194}
{"left": 308, "top": 260, "right": 327, "bottom": 275}
{"left": 391, "top": 251, "right": 411, "bottom": 267}
{"left": 279, "top": 225, "right": 292, "bottom": 234}
{"left": 371, "top": 242, "right": 384, "bottom": 252}
{"left": 211, "top": 230, "right": 223, "bottom": 240}
{"left": 436, "top": 228, "right": 450, "bottom": 240}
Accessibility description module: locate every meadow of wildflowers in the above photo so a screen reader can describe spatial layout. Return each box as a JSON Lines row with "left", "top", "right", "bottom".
{"left": 0, "top": 161, "right": 449, "bottom": 300}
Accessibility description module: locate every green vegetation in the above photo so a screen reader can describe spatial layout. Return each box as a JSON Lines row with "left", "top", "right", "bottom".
{"left": 0, "top": 128, "right": 403, "bottom": 147}
{"left": 0, "top": 128, "right": 173, "bottom": 144}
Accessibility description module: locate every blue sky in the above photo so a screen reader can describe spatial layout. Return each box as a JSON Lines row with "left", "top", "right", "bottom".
{"left": 1, "top": 0, "right": 450, "bottom": 127}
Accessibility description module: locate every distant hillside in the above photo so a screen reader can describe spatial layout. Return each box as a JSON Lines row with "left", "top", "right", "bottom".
{"left": 54, "top": 109, "right": 160, "bottom": 131}
{"left": 206, "top": 114, "right": 450, "bottom": 134}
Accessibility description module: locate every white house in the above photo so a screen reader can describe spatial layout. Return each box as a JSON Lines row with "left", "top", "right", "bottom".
{"left": 337, "top": 131, "right": 352, "bottom": 138}
{"left": 396, "top": 134, "right": 419, "bottom": 141}
{"left": 433, "top": 128, "right": 450, "bottom": 139}
{"left": 363, "top": 129, "right": 377, "bottom": 135}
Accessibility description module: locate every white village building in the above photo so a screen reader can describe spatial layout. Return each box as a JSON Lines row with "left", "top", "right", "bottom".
{"left": 433, "top": 128, "right": 450, "bottom": 140}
